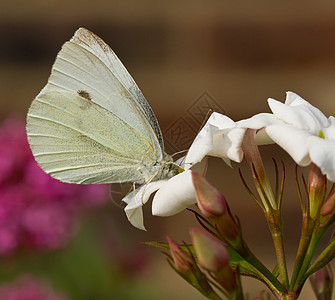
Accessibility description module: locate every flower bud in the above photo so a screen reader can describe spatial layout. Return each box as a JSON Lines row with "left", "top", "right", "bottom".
{"left": 192, "top": 171, "right": 240, "bottom": 244}
{"left": 320, "top": 191, "right": 335, "bottom": 225}
{"left": 308, "top": 163, "right": 326, "bottom": 219}
{"left": 166, "top": 236, "right": 222, "bottom": 299}
{"left": 190, "top": 227, "right": 237, "bottom": 292}
{"left": 309, "top": 265, "right": 333, "bottom": 300}
{"left": 190, "top": 227, "right": 228, "bottom": 271}
{"left": 192, "top": 171, "right": 226, "bottom": 217}
{"left": 167, "top": 236, "right": 193, "bottom": 274}
{"left": 242, "top": 129, "right": 276, "bottom": 211}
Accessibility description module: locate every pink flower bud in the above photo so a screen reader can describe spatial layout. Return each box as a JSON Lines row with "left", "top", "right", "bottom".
{"left": 191, "top": 228, "right": 228, "bottom": 271}
{"left": 167, "top": 236, "right": 193, "bottom": 274}
{"left": 309, "top": 265, "right": 333, "bottom": 300}
{"left": 167, "top": 236, "right": 222, "bottom": 298}
{"left": 192, "top": 171, "right": 226, "bottom": 217}
{"left": 192, "top": 171, "right": 239, "bottom": 243}
{"left": 190, "top": 228, "right": 236, "bottom": 292}
{"left": 308, "top": 163, "right": 326, "bottom": 219}
{"left": 320, "top": 191, "right": 335, "bottom": 224}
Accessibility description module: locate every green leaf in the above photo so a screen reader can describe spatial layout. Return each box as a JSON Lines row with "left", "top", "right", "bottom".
{"left": 225, "top": 246, "right": 262, "bottom": 280}
{"left": 144, "top": 241, "right": 171, "bottom": 251}
{"left": 305, "top": 239, "right": 335, "bottom": 279}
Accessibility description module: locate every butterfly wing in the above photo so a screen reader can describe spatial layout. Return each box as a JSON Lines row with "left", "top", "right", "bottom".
{"left": 38, "top": 37, "right": 163, "bottom": 162}
{"left": 69, "top": 27, "right": 165, "bottom": 151}
{"left": 27, "top": 91, "right": 158, "bottom": 184}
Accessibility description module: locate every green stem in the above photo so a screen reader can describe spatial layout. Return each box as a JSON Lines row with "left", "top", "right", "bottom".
{"left": 234, "top": 271, "right": 245, "bottom": 300}
{"left": 268, "top": 211, "right": 289, "bottom": 290}
{"left": 238, "top": 244, "right": 284, "bottom": 298}
{"left": 191, "top": 271, "right": 224, "bottom": 300}
{"left": 291, "top": 225, "right": 325, "bottom": 295}
{"left": 289, "top": 215, "right": 315, "bottom": 290}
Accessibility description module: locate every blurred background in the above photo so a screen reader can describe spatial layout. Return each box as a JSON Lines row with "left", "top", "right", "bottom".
{"left": 1, "top": 1, "right": 335, "bottom": 299}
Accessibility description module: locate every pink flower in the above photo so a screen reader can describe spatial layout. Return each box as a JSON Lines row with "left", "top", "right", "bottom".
{"left": 0, "top": 275, "right": 68, "bottom": 300}
{"left": 0, "top": 116, "right": 109, "bottom": 255}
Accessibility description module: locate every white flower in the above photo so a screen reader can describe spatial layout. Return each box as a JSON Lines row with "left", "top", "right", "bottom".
{"left": 152, "top": 170, "right": 196, "bottom": 217}
{"left": 266, "top": 92, "right": 335, "bottom": 181}
{"left": 122, "top": 180, "right": 168, "bottom": 230}
{"left": 185, "top": 112, "right": 246, "bottom": 167}
{"left": 240, "top": 92, "right": 335, "bottom": 182}
{"left": 122, "top": 158, "right": 206, "bottom": 231}
{"left": 122, "top": 112, "right": 246, "bottom": 230}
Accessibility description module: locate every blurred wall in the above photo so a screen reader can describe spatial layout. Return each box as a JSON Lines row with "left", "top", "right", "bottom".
{"left": 2, "top": 1, "right": 335, "bottom": 120}
{"left": 1, "top": 1, "right": 335, "bottom": 299}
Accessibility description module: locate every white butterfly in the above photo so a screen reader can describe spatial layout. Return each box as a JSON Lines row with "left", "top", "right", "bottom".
{"left": 26, "top": 28, "right": 197, "bottom": 230}
{"left": 27, "top": 27, "right": 181, "bottom": 184}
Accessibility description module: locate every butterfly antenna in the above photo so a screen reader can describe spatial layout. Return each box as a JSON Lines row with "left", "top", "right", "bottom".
{"left": 171, "top": 149, "right": 189, "bottom": 158}
{"left": 175, "top": 109, "right": 214, "bottom": 164}
{"left": 139, "top": 169, "right": 163, "bottom": 205}
{"left": 201, "top": 108, "right": 213, "bottom": 129}
{"left": 110, "top": 183, "right": 128, "bottom": 207}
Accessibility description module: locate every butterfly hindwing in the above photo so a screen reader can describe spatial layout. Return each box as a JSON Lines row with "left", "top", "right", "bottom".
{"left": 27, "top": 91, "right": 157, "bottom": 184}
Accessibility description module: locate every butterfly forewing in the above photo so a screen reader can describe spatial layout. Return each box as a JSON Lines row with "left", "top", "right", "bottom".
{"left": 70, "top": 27, "right": 165, "bottom": 151}
{"left": 38, "top": 41, "right": 163, "bottom": 162}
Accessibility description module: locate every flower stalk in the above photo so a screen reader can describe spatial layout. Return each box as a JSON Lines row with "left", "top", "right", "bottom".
{"left": 242, "top": 129, "right": 289, "bottom": 290}
{"left": 289, "top": 213, "right": 315, "bottom": 291}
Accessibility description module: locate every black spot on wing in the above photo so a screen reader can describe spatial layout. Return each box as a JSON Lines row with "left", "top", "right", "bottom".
{"left": 77, "top": 90, "right": 92, "bottom": 101}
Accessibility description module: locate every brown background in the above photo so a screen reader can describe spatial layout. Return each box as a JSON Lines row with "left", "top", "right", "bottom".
{"left": 2, "top": 1, "right": 335, "bottom": 299}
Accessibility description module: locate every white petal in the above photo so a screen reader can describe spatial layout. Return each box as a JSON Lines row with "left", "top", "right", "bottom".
{"left": 309, "top": 137, "right": 335, "bottom": 182}
{"left": 285, "top": 92, "right": 329, "bottom": 125}
{"left": 268, "top": 97, "right": 328, "bottom": 135}
{"left": 207, "top": 112, "right": 236, "bottom": 128}
{"left": 211, "top": 127, "right": 246, "bottom": 162}
{"left": 265, "top": 124, "right": 312, "bottom": 166}
{"left": 255, "top": 128, "right": 274, "bottom": 145}
{"left": 237, "top": 113, "right": 279, "bottom": 145}
{"left": 185, "top": 123, "right": 214, "bottom": 166}
{"left": 328, "top": 116, "right": 335, "bottom": 126}
{"left": 237, "top": 113, "right": 279, "bottom": 130}
{"left": 324, "top": 122, "right": 335, "bottom": 140}
{"left": 186, "top": 112, "right": 244, "bottom": 165}
{"left": 285, "top": 91, "right": 311, "bottom": 106}
{"left": 152, "top": 170, "right": 196, "bottom": 216}
{"left": 122, "top": 180, "right": 167, "bottom": 230}
{"left": 187, "top": 156, "right": 208, "bottom": 174}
